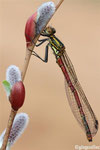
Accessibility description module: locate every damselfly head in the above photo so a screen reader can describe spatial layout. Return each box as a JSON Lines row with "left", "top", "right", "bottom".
{"left": 41, "top": 26, "right": 56, "bottom": 37}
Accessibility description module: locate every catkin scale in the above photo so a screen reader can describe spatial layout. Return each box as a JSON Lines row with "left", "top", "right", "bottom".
{"left": 9, "top": 81, "right": 25, "bottom": 111}
{"left": 25, "top": 12, "right": 37, "bottom": 46}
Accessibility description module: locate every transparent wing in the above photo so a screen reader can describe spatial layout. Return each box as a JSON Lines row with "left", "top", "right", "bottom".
{"left": 61, "top": 51, "right": 98, "bottom": 137}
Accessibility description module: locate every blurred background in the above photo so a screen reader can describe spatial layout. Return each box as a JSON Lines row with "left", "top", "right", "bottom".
{"left": 0, "top": 0, "right": 100, "bottom": 150}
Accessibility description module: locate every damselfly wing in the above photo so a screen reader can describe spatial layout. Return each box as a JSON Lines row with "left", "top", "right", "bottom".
{"left": 61, "top": 51, "right": 98, "bottom": 137}
{"left": 30, "top": 26, "right": 99, "bottom": 141}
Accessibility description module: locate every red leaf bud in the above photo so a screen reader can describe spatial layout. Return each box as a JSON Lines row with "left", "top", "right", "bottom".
{"left": 9, "top": 81, "right": 25, "bottom": 111}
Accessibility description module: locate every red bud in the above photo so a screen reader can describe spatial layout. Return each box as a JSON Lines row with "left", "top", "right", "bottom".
{"left": 9, "top": 81, "right": 25, "bottom": 111}
{"left": 25, "top": 12, "right": 37, "bottom": 47}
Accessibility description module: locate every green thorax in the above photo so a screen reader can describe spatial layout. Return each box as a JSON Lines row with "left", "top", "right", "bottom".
{"left": 49, "top": 35, "right": 65, "bottom": 57}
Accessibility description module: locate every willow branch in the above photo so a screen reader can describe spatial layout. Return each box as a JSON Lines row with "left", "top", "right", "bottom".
{"left": 1, "top": 109, "right": 17, "bottom": 150}
{"left": 56, "top": 0, "right": 64, "bottom": 10}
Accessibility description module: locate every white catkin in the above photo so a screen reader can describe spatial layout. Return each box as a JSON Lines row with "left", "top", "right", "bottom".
{"left": 6, "top": 65, "right": 21, "bottom": 87}
{"left": 36, "top": 1, "right": 55, "bottom": 34}
{"left": 0, "top": 113, "right": 29, "bottom": 149}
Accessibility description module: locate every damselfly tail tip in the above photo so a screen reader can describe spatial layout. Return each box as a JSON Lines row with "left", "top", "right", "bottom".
{"left": 88, "top": 138, "right": 92, "bottom": 142}
{"left": 85, "top": 130, "right": 93, "bottom": 142}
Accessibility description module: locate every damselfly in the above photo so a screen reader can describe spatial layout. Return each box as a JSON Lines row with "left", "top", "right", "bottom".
{"left": 29, "top": 26, "right": 98, "bottom": 142}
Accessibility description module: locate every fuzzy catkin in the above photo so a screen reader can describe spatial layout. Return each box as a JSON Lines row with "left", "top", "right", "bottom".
{"left": 36, "top": 2, "right": 55, "bottom": 34}
{"left": 0, "top": 113, "right": 29, "bottom": 149}
{"left": 6, "top": 65, "right": 21, "bottom": 87}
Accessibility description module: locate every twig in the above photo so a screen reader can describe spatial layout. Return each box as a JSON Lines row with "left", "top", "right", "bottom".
{"left": 56, "top": 0, "right": 64, "bottom": 10}
{"left": 21, "top": 0, "right": 64, "bottom": 81}
{"left": 1, "top": 109, "right": 17, "bottom": 150}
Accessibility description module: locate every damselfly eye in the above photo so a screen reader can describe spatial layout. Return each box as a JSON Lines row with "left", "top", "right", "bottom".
{"left": 46, "top": 27, "right": 52, "bottom": 34}
{"left": 45, "top": 26, "right": 56, "bottom": 35}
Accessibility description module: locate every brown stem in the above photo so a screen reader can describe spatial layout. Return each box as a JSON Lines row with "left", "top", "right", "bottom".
{"left": 21, "top": 0, "right": 64, "bottom": 81}
{"left": 56, "top": 0, "right": 64, "bottom": 10}
{"left": 21, "top": 36, "right": 39, "bottom": 81}
{"left": 21, "top": 46, "right": 33, "bottom": 81}
{"left": 1, "top": 109, "right": 17, "bottom": 150}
